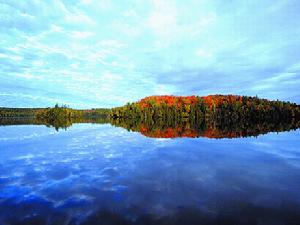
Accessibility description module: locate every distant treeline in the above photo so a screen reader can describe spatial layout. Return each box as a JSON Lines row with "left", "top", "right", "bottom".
{"left": 0, "top": 105, "right": 111, "bottom": 131}
{"left": 0, "top": 104, "right": 110, "bottom": 120}
{"left": 110, "top": 95, "right": 300, "bottom": 123}
{"left": 35, "top": 105, "right": 110, "bottom": 130}
{"left": 0, "top": 107, "right": 44, "bottom": 118}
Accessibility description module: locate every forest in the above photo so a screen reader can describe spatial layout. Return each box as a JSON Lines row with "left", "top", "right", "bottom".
{"left": 109, "top": 95, "right": 300, "bottom": 138}
{"left": 110, "top": 95, "right": 300, "bottom": 123}
{"left": 1, "top": 95, "right": 300, "bottom": 134}
{"left": 0, "top": 104, "right": 110, "bottom": 130}
{"left": 0, "top": 104, "right": 110, "bottom": 119}
{"left": 0, "top": 107, "right": 44, "bottom": 118}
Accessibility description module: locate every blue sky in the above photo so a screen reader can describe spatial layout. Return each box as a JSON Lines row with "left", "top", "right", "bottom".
{"left": 0, "top": 0, "right": 300, "bottom": 108}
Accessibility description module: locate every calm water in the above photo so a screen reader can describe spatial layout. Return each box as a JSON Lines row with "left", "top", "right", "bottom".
{"left": 0, "top": 123, "right": 300, "bottom": 225}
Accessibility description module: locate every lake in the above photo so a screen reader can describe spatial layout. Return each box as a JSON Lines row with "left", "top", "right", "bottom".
{"left": 0, "top": 121, "right": 300, "bottom": 225}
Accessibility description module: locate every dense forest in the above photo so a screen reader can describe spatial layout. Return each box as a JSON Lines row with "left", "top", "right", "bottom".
{"left": 3, "top": 95, "right": 299, "bottom": 123}
{"left": 109, "top": 95, "right": 300, "bottom": 138}
{"left": 1, "top": 95, "right": 300, "bottom": 135}
{"left": 110, "top": 95, "right": 300, "bottom": 123}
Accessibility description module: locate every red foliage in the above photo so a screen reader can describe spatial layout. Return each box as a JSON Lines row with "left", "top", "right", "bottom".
{"left": 139, "top": 125, "right": 243, "bottom": 139}
{"left": 201, "top": 94, "right": 244, "bottom": 108}
{"left": 137, "top": 95, "right": 244, "bottom": 110}
{"left": 139, "top": 126, "right": 199, "bottom": 138}
{"left": 138, "top": 95, "right": 198, "bottom": 109}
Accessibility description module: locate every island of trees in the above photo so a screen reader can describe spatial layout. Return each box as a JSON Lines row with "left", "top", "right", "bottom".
{"left": 110, "top": 95, "right": 300, "bottom": 121}
{"left": 109, "top": 95, "right": 300, "bottom": 138}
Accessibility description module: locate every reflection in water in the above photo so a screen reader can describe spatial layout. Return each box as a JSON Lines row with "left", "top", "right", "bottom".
{"left": 0, "top": 117, "right": 109, "bottom": 131}
{"left": 111, "top": 117, "right": 300, "bottom": 139}
{"left": 0, "top": 119, "right": 300, "bottom": 224}
{"left": 1, "top": 116, "right": 300, "bottom": 138}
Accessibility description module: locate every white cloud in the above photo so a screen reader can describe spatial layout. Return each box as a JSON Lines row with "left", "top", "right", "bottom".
{"left": 1, "top": 0, "right": 300, "bottom": 108}
{"left": 71, "top": 31, "right": 94, "bottom": 39}
{"left": 195, "top": 49, "right": 213, "bottom": 58}
{"left": 55, "top": 0, "right": 95, "bottom": 26}
{"left": 17, "top": 73, "right": 36, "bottom": 79}
{"left": 65, "top": 12, "right": 95, "bottom": 26}
{"left": 0, "top": 52, "right": 23, "bottom": 61}
{"left": 101, "top": 71, "right": 122, "bottom": 82}
{"left": 80, "top": 0, "right": 93, "bottom": 5}
{"left": 252, "top": 72, "right": 298, "bottom": 91}
{"left": 148, "top": 0, "right": 178, "bottom": 38}
{"left": 97, "top": 40, "right": 126, "bottom": 48}
{"left": 50, "top": 25, "right": 63, "bottom": 32}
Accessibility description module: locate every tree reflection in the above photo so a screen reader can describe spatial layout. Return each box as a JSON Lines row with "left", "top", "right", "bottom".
{"left": 1, "top": 116, "right": 299, "bottom": 138}
{"left": 0, "top": 117, "right": 110, "bottom": 131}
{"left": 110, "top": 117, "right": 300, "bottom": 139}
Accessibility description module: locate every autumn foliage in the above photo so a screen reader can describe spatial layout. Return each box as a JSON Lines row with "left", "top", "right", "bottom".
{"left": 138, "top": 95, "right": 199, "bottom": 109}
{"left": 110, "top": 94, "right": 300, "bottom": 121}
{"left": 111, "top": 117, "right": 300, "bottom": 139}
{"left": 110, "top": 94, "right": 300, "bottom": 139}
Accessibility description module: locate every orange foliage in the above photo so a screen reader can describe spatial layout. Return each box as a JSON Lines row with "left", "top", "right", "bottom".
{"left": 201, "top": 94, "right": 243, "bottom": 108}
{"left": 139, "top": 126, "right": 199, "bottom": 138}
{"left": 139, "top": 125, "right": 244, "bottom": 139}
{"left": 138, "top": 95, "right": 198, "bottom": 109}
{"left": 137, "top": 95, "right": 244, "bottom": 110}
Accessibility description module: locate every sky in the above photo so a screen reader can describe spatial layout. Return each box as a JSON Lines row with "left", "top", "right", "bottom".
{"left": 0, "top": 0, "right": 300, "bottom": 108}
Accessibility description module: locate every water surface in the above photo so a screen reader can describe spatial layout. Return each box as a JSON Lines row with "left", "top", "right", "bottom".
{"left": 0, "top": 122, "right": 300, "bottom": 224}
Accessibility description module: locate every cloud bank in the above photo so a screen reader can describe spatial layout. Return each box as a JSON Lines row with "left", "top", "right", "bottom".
{"left": 0, "top": 0, "right": 300, "bottom": 108}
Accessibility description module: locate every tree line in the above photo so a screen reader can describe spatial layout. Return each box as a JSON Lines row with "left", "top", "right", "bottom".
{"left": 0, "top": 104, "right": 110, "bottom": 130}
{"left": 110, "top": 95, "right": 300, "bottom": 123}
{"left": 0, "top": 104, "right": 110, "bottom": 119}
